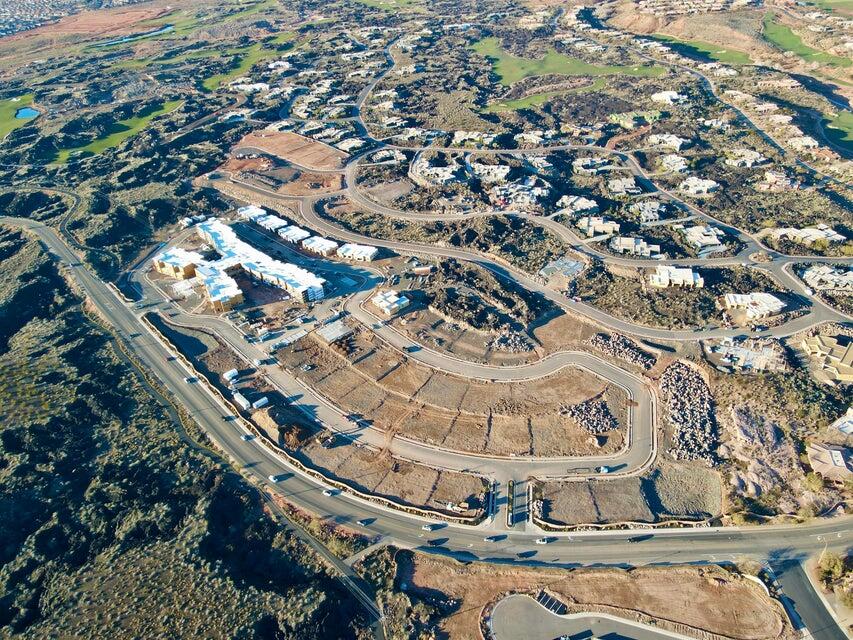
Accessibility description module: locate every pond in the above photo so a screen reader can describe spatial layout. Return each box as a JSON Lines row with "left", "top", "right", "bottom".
{"left": 14, "top": 107, "right": 40, "bottom": 119}
{"left": 95, "top": 24, "right": 173, "bottom": 47}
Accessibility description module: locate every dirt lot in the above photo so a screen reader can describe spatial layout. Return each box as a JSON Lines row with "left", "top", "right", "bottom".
{"left": 152, "top": 317, "right": 486, "bottom": 515}
{"left": 276, "top": 171, "right": 344, "bottom": 195}
{"left": 277, "top": 331, "right": 628, "bottom": 456}
{"left": 391, "top": 553, "right": 794, "bottom": 640}
{"left": 237, "top": 131, "right": 348, "bottom": 171}
{"left": 10, "top": 4, "right": 170, "bottom": 38}
{"left": 220, "top": 157, "right": 273, "bottom": 173}
{"left": 539, "top": 462, "right": 722, "bottom": 526}
{"left": 293, "top": 441, "right": 486, "bottom": 517}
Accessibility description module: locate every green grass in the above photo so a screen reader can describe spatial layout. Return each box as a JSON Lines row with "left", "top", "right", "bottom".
{"left": 52, "top": 100, "right": 181, "bottom": 164}
{"left": 824, "top": 110, "right": 853, "bottom": 153}
{"left": 0, "top": 94, "right": 36, "bottom": 139}
{"left": 763, "top": 13, "right": 851, "bottom": 67}
{"left": 201, "top": 33, "right": 296, "bottom": 91}
{"left": 652, "top": 34, "right": 752, "bottom": 65}
{"left": 483, "top": 78, "right": 606, "bottom": 112}
{"left": 471, "top": 37, "right": 664, "bottom": 86}
{"left": 803, "top": 0, "right": 853, "bottom": 13}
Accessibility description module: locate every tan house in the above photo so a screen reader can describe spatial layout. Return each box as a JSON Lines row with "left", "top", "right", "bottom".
{"left": 807, "top": 443, "right": 852, "bottom": 484}
{"left": 801, "top": 335, "right": 853, "bottom": 384}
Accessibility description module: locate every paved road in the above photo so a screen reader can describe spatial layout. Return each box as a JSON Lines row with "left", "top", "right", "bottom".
{"left": 774, "top": 560, "right": 849, "bottom": 640}
{"left": 491, "top": 594, "right": 694, "bottom": 640}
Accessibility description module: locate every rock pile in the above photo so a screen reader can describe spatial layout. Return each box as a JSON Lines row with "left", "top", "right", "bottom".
{"left": 660, "top": 363, "right": 718, "bottom": 464}
{"left": 486, "top": 331, "right": 533, "bottom": 353}
{"left": 589, "top": 333, "right": 656, "bottom": 370}
{"left": 563, "top": 399, "right": 617, "bottom": 434}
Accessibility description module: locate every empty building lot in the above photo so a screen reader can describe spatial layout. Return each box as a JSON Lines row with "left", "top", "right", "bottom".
{"left": 391, "top": 554, "right": 795, "bottom": 640}
{"left": 277, "top": 331, "right": 629, "bottom": 456}
{"left": 537, "top": 462, "right": 722, "bottom": 526}
{"left": 237, "top": 131, "right": 348, "bottom": 171}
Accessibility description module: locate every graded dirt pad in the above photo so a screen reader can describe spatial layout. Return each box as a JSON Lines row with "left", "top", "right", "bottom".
{"left": 540, "top": 463, "right": 722, "bottom": 526}
{"left": 11, "top": 5, "right": 170, "bottom": 38}
{"left": 294, "top": 441, "right": 485, "bottom": 516}
{"left": 237, "top": 131, "right": 348, "bottom": 171}
{"left": 276, "top": 171, "right": 343, "bottom": 196}
{"left": 398, "top": 554, "right": 794, "bottom": 640}
{"left": 277, "top": 333, "right": 627, "bottom": 456}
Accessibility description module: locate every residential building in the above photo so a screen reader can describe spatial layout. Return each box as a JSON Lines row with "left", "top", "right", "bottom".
{"left": 660, "top": 154, "right": 689, "bottom": 173}
{"left": 679, "top": 176, "right": 720, "bottom": 195}
{"left": 772, "top": 224, "right": 846, "bottom": 246}
{"left": 372, "top": 290, "right": 410, "bottom": 315}
{"left": 609, "top": 236, "right": 661, "bottom": 258}
{"left": 197, "top": 264, "right": 244, "bottom": 311}
{"left": 470, "top": 162, "right": 511, "bottom": 183}
{"left": 577, "top": 215, "right": 620, "bottom": 237}
{"left": 801, "top": 335, "right": 853, "bottom": 384}
{"left": 572, "top": 157, "right": 611, "bottom": 175}
{"left": 337, "top": 243, "right": 379, "bottom": 262}
{"left": 648, "top": 265, "right": 704, "bottom": 288}
{"left": 630, "top": 200, "right": 667, "bottom": 223}
{"left": 278, "top": 225, "right": 312, "bottom": 244}
{"left": 647, "top": 133, "right": 690, "bottom": 151}
{"left": 608, "top": 176, "right": 641, "bottom": 196}
{"left": 152, "top": 248, "right": 204, "bottom": 280}
{"left": 802, "top": 265, "right": 853, "bottom": 292}
{"left": 682, "top": 225, "right": 726, "bottom": 256}
{"left": 556, "top": 195, "right": 599, "bottom": 215}
{"left": 301, "top": 236, "right": 340, "bottom": 257}
{"left": 722, "top": 293, "right": 786, "bottom": 320}
{"left": 725, "top": 148, "right": 768, "bottom": 168}
{"left": 806, "top": 443, "right": 852, "bottom": 483}
{"left": 830, "top": 408, "right": 853, "bottom": 436}
{"left": 651, "top": 90, "right": 687, "bottom": 105}
{"left": 197, "top": 220, "right": 326, "bottom": 304}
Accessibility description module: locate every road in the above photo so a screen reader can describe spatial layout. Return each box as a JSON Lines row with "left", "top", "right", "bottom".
{"left": 491, "top": 594, "right": 695, "bottom": 640}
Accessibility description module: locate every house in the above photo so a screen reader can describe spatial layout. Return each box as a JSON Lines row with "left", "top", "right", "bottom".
{"left": 682, "top": 225, "right": 726, "bottom": 256}
{"left": 609, "top": 236, "right": 661, "bottom": 258}
{"left": 789, "top": 136, "right": 820, "bottom": 150}
{"left": 660, "top": 154, "right": 689, "bottom": 173}
{"left": 801, "top": 335, "right": 853, "bottom": 384}
{"left": 648, "top": 265, "right": 704, "bottom": 288}
{"left": 772, "top": 224, "right": 846, "bottom": 246}
{"left": 372, "top": 290, "right": 410, "bottom": 315}
{"left": 722, "top": 293, "right": 786, "bottom": 320}
{"left": 337, "top": 243, "right": 379, "bottom": 262}
{"left": 301, "top": 236, "right": 340, "bottom": 257}
{"left": 647, "top": 133, "right": 690, "bottom": 151}
{"left": 725, "top": 148, "right": 768, "bottom": 168}
{"left": 806, "top": 443, "right": 852, "bottom": 483}
{"left": 630, "top": 200, "right": 666, "bottom": 223}
{"left": 801, "top": 265, "right": 853, "bottom": 292}
{"left": 556, "top": 195, "right": 599, "bottom": 215}
{"left": 470, "top": 162, "right": 511, "bottom": 184}
{"left": 278, "top": 225, "right": 312, "bottom": 244}
{"left": 679, "top": 176, "right": 720, "bottom": 195}
{"left": 608, "top": 176, "right": 641, "bottom": 196}
{"left": 651, "top": 90, "right": 687, "bottom": 105}
{"left": 577, "top": 215, "right": 620, "bottom": 237}
{"left": 572, "top": 157, "right": 611, "bottom": 175}
{"left": 830, "top": 408, "right": 853, "bottom": 436}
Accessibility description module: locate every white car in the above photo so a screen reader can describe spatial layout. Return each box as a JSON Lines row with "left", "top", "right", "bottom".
{"left": 421, "top": 523, "right": 438, "bottom": 532}
{"left": 240, "top": 434, "right": 253, "bottom": 441}
{"left": 535, "top": 537, "right": 551, "bottom": 545}
{"left": 268, "top": 474, "right": 285, "bottom": 483}
{"left": 322, "top": 488, "right": 339, "bottom": 497}
{"left": 596, "top": 466, "right": 611, "bottom": 474}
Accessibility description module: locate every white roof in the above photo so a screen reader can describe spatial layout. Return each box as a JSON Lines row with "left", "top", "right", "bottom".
{"left": 154, "top": 247, "right": 204, "bottom": 268}
{"left": 302, "top": 236, "right": 339, "bottom": 253}
{"left": 278, "top": 225, "right": 312, "bottom": 243}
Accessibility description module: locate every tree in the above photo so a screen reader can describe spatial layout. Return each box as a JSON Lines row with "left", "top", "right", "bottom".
{"left": 819, "top": 552, "right": 844, "bottom": 584}
{"left": 804, "top": 472, "right": 825, "bottom": 493}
